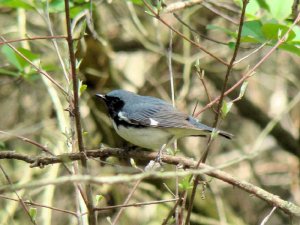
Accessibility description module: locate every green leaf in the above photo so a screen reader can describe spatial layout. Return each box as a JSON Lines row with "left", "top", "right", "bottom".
{"left": 48, "top": 0, "right": 68, "bottom": 13}
{"left": 1, "top": 45, "right": 23, "bottom": 70}
{"left": 194, "top": 58, "right": 200, "bottom": 71}
{"left": 76, "top": 59, "right": 83, "bottom": 70}
{"left": 0, "top": 68, "right": 20, "bottom": 77}
{"left": 265, "top": 0, "right": 293, "bottom": 20}
{"left": 256, "top": 0, "right": 270, "bottom": 11}
{"left": 78, "top": 80, "right": 87, "bottom": 95}
{"left": 221, "top": 101, "right": 233, "bottom": 119}
{"left": 128, "top": 0, "right": 143, "bottom": 5}
{"left": 0, "top": 141, "right": 6, "bottom": 150}
{"left": 239, "top": 81, "right": 248, "bottom": 99}
{"left": 166, "top": 147, "right": 175, "bottom": 156}
{"left": 95, "top": 194, "right": 104, "bottom": 204}
{"left": 245, "top": 0, "right": 260, "bottom": 16}
{"left": 29, "top": 207, "right": 37, "bottom": 221}
{"left": 241, "top": 20, "right": 265, "bottom": 43}
{"left": 290, "top": 26, "right": 300, "bottom": 42}
{"left": 228, "top": 42, "right": 236, "bottom": 49}
{"left": 1, "top": 46, "right": 40, "bottom": 71}
{"left": 18, "top": 48, "right": 39, "bottom": 61}
{"left": 179, "top": 176, "right": 193, "bottom": 191}
{"left": 130, "top": 158, "right": 138, "bottom": 169}
{"left": 279, "top": 44, "right": 300, "bottom": 56}
{"left": 0, "top": 0, "right": 34, "bottom": 9}
{"left": 70, "top": 4, "right": 90, "bottom": 18}
{"left": 23, "top": 72, "right": 40, "bottom": 81}
{"left": 145, "top": 9, "right": 155, "bottom": 17}
{"left": 262, "top": 23, "right": 296, "bottom": 41}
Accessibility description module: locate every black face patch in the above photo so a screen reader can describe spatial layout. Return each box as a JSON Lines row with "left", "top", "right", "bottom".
{"left": 104, "top": 96, "right": 124, "bottom": 118}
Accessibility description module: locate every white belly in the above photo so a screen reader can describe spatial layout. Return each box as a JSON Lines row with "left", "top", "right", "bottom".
{"left": 113, "top": 122, "right": 172, "bottom": 150}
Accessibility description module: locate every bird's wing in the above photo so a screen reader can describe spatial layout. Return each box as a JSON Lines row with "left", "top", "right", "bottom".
{"left": 120, "top": 103, "right": 194, "bottom": 129}
{"left": 119, "top": 103, "right": 233, "bottom": 139}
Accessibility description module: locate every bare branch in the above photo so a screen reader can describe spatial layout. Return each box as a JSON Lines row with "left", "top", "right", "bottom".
{"left": 0, "top": 148, "right": 299, "bottom": 217}
{"left": 142, "top": 0, "right": 229, "bottom": 66}
{"left": 0, "top": 35, "right": 67, "bottom": 45}
{"left": 63, "top": 0, "right": 96, "bottom": 223}
{"left": 162, "top": 0, "right": 204, "bottom": 14}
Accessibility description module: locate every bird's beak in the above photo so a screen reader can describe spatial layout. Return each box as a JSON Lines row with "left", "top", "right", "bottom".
{"left": 95, "top": 94, "right": 106, "bottom": 100}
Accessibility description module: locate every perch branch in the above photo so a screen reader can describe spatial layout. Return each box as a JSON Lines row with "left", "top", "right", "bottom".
{"left": 0, "top": 148, "right": 299, "bottom": 217}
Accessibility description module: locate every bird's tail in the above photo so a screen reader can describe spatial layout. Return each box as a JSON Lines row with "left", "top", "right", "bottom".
{"left": 188, "top": 116, "right": 233, "bottom": 139}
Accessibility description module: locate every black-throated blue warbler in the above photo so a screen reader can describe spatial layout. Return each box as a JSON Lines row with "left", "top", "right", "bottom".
{"left": 96, "top": 90, "right": 232, "bottom": 151}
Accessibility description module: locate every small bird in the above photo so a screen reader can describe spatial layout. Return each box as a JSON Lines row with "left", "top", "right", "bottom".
{"left": 96, "top": 90, "right": 232, "bottom": 151}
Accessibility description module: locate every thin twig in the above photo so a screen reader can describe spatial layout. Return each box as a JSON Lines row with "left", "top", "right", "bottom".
{"left": 111, "top": 180, "right": 141, "bottom": 224}
{"left": 0, "top": 35, "right": 67, "bottom": 45}
{"left": 196, "top": 69, "right": 217, "bottom": 113}
{"left": 194, "top": 12, "right": 300, "bottom": 117}
{"left": 94, "top": 198, "right": 179, "bottom": 211}
{"left": 142, "top": 0, "right": 229, "bottom": 66}
{"left": 260, "top": 207, "right": 277, "bottom": 225}
{"left": 0, "top": 194, "right": 78, "bottom": 217}
{"left": 0, "top": 131, "right": 54, "bottom": 156}
{"left": 185, "top": 1, "right": 249, "bottom": 224}
{"left": 173, "top": 13, "right": 228, "bottom": 46}
{"left": 63, "top": 0, "right": 96, "bottom": 224}
{"left": 0, "top": 36, "right": 67, "bottom": 95}
{"left": 162, "top": 192, "right": 184, "bottom": 225}
{"left": 43, "top": 2, "right": 70, "bottom": 83}
{"left": 0, "top": 164, "right": 37, "bottom": 225}
{"left": 233, "top": 42, "right": 268, "bottom": 65}
{"left": 202, "top": 2, "right": 239, "bottom": 24}
{"left": 162, "top": 0, "right": 205, "bottom": 14}
{"left": 0, "top": 130, "right": 89, "bottom": 205}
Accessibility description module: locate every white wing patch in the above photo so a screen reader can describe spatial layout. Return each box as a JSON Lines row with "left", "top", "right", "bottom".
{"left": 118, "top": 111, "right": 131, "bottom": 123}
{"left": 149, "top": 118, "right": 159, "bottom": 126}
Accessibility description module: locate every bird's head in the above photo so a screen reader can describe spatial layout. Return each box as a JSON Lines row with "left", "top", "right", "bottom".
{"left": 95, "top": 90, "right": 135, "bottom": 117}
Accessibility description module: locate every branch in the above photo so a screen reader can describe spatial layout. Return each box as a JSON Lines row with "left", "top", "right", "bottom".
{"left": 142, "top": 0, "right": 229, "bottom": 66}
{"left": 0, "top": 35, "right": 67, "bottom": 45}
{"left": 63, "top": 0, "right": 96, "bottom": 223}
{"left": 0, "top": 148, "right": 299, "bottom": 217}
{"left": 194, "top": 11, "right": 300, "bottom": 116}
{"left": 185, "top": 1, "right": 249, "bottom": 223}
{"left": 207, "top": 71, "right": 300, "bottom": 156}
{"left": 0, "top": 36, "right": 67, "bottom": 95}
{"left": 161, "top": 0, "right": 204, "bottom": 14}
{"left": 0, "top": 164, "right": 37, "bottom": 225}
{"left": 94, "top": 198, "right": 179, "bottom": 211}
{"left": 0, "top": 194, "right": 78, "bottom": 217}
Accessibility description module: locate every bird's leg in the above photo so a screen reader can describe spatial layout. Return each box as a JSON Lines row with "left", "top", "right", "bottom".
{"left": 155, "top": 137, "right": 176, "bottom": 164}
{"left": 155, "top": 144, "right": 167, "bottom": 164}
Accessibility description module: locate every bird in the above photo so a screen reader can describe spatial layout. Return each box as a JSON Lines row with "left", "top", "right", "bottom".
{"left": 96, "top": 90, "right": 232, "bottom": 151}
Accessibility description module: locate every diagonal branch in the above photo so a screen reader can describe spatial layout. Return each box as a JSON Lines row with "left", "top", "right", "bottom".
{"left": 185, "top": 1, "right": 249, "bottom": 223}
{"left": 142, "top": 0, "right": 229, "bottom": 66}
